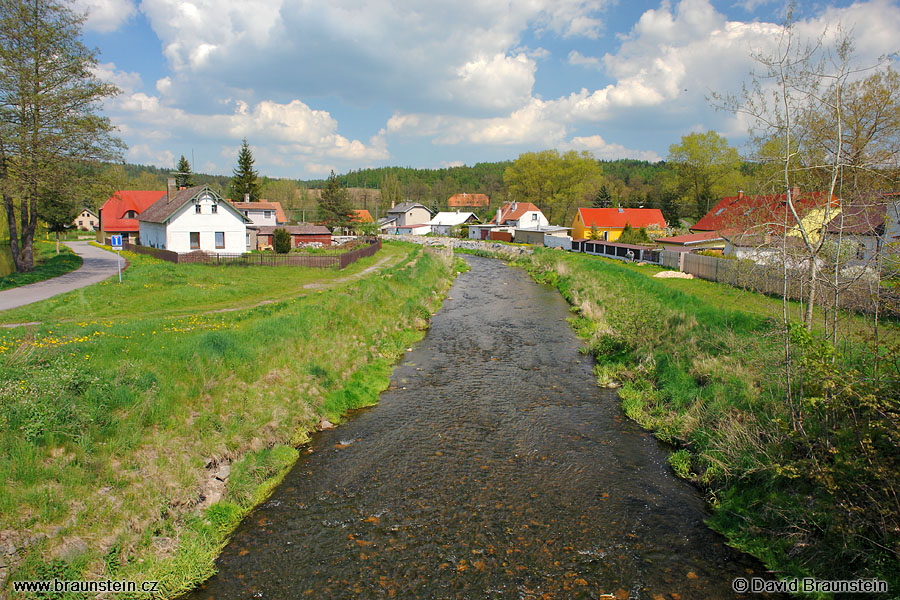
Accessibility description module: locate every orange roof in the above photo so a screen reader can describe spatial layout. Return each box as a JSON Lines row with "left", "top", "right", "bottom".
{"left": 448, "top": 193, "right": 490, "bottom": 208}
{"left": 100, "top": 190, "right": 166, "bottom": 232}
{"left": 693, "top": 191, "right": 838, "bottom": 233}
{"left": 577, "top": 208, "right": 667, "bottom": 230}
{"left": 233, "top": 201, "right": 287, "bottom": 223}
{"left": 351, "top": 209, "right": 373, "bottom": 223}
{"left": 489, "top": 202, "right": 542, "bottom": 225}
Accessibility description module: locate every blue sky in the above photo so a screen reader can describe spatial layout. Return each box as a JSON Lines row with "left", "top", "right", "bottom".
{"left": 78, "top": 0, "right": 900, "bottom": 179}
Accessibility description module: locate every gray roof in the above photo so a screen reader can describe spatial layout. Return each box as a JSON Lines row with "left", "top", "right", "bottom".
{"left": 138, "top": 185, "right": 249, "bottom": 224}
{"left": 256, "top": 225, "right": 330, "bottom": 235}
{"left": 387, "top": 202, "right": 429, "bottom": 214}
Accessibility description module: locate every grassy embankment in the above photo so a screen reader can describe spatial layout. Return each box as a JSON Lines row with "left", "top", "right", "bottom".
{"left": 500, "top": 248, "right": 899, "bottom": 595}
{"left": 0, "top": 242, "right": 83, "bottom": 291}
{"left": 0, "top": 240, "right": 461, "bottom": 598}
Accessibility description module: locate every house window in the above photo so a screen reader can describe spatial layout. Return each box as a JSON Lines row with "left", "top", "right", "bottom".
{"left": 78, "top": 220, "right": 83, "bottom": 227}
{"left": 264, "top": 210, "right": 272, "bottom": 219}
{"left": 211, "top": 204, "right": 218, "bottom": 214}
{"left": 215, "top": 232, "right": 225, "bottom": 249}
{"left": 124, "top": 210, "right": 137, "bottom": 219}
{"left": 856, "top": 243, "right": 865, "bottom": 260}
{"left": 190, "top": 232, "right": 200, "bottom": 249}
{"left": 532, "top": 213, "right": 538, "bottom": 221}
{"left": 195, "top": 204, "right": 202, "bottom": 214}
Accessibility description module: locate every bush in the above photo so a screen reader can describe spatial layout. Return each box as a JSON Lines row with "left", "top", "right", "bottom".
{"left": 273, "top": 228, "right": 291, "bottom": 254}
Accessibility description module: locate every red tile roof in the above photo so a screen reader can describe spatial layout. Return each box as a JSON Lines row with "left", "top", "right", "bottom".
{"left": 100, "top": 190, "right": 166, "bottom": 232}
{"left": 490, "top": 202, "right": 542, "bottom": 225}
{"left": 233, "top": 201, "right": 288, "bottom": 224}
{"left": 693, "top": 191, "right": 838, "bottom": 233}
{"left": 577, "top": 208, "right": 666, "bottom": 229}
{"left": 448, "top": 193, "right": 490, "bottom": 208}
{"left": 351, "top": 209, "right": 373, "bottom": 223}
{"left": 825, "top": 196, "right": 887, "bottom": 235}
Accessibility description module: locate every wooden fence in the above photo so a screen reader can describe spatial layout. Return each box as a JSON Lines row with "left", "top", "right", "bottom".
{"left": 118, "top": 238, "right": 381, "bottom": 270}
{"left": 661, "top": 249, "right": 899, "bottom": 318}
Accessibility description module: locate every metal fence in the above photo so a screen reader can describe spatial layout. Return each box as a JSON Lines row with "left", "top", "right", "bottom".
{"left": 661, "top": 249, "right": 899, "bottom": 317}
{"left": 118, "top": 238, "right": 381, "bottom": 270}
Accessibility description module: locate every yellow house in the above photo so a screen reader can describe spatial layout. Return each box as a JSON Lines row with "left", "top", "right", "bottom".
{"left": 571, "top": 208, "right": 667, "bottom": 241}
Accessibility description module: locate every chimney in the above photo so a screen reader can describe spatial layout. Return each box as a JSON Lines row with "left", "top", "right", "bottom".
{"left": 511, "top": 201, "right": 517, "bottom": 211}
{"left": 618, "top": 207, "right": 624, "bottom": 213}
{"left": 738, "top": 190, "right": 744, "bottom": 200}
{"left": 790, "top": 186, "right": 800, "bottom": 198}
{"left": 496, "top": 207, "right": 502, "bottom": 224}
{"left": 244, "top": 193, "right": 250, "bottom": 202}
{"left": 166, "top": 178, "right": 176, "bottom": 203}
{"left": 391, "top": 199, "right": 395, "bottom": 209}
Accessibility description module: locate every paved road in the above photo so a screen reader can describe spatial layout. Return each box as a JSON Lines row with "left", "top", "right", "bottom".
{"left": 0, "top": 241, "right": 122, "bottom": 312}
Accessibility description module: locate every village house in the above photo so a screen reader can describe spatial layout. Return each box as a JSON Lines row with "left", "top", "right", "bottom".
{"left": 571, "top": 207, "right": 666, "bottom": 242}
{"left": 73, "top": 208, "right": 99, "bottom": 231}
{"left": 692, "top": 189, "right": 840, "bottom": 242}
{"left": 447, "top": 192, "right": 490, "bottom": 209}
{"left": 138, "top": 185, "right": 249, "bottom": 254}
{"left": 426, "top": 211, "right": 479, "bottom": 236}
{"left": 380, "top": 202, "right": 433, "bottom": 234}
{"left": 232, "top": 200, "right": 287, "bottom": 227}
{"left": 514, "top": 225, "right": 571, "bottom": 247}
{"left": 822, "top": 194, "right": 900, "bottom": 267}
{"left": 468, "top": 202, "right": 548, "bottom": 241}
{"left": 98, "top": 190, "right": 166, "bottom": 244}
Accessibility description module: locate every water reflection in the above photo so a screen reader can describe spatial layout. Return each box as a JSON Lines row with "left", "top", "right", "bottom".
{"left": 186, "top": 255, "right": 780, "bottom": 600}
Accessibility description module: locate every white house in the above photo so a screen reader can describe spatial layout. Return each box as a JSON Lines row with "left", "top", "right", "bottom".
{"left": 138, "top": 185, "right": 249, "bottom": 254}
{"left": 232, "top": 201, "right": 287, "bottom": 226}
{"left": 426, "top": 211, "right": 479, "bottom": 235}
{"left": 490, "top": 202, "right": 548, "bottom": 229}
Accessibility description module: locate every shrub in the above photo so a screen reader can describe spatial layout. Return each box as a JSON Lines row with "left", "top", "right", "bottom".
{"left": 273, "top": 228, "right": 291, "bottom": 254}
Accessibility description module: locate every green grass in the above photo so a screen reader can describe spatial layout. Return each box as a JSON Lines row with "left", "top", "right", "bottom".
{"left": 511, "top": 249, "right": 900, "bottom": 594}
{"left": 0, "top": 242, "right": 83, "bottom": 291}
{"left": 0, "top": 241, "right": 461, "bottom": 598}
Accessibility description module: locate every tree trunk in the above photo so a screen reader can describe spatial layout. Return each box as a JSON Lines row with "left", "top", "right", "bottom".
{"left": 805, "top": 256, "right": 818, "bottom": 331}
{"left": 3, "top": 195, "right": 24, "bottom": 271}
{"left": 55, "top": 230, "right": 60, "bottom": 254}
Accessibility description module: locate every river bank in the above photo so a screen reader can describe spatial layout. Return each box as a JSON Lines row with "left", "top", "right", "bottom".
{"left": 0, "top": 242, "right": 461, "bottom": 598}
{"left": 508, "top": 248, "right": 899, "bottom": 594}
{"left": 184, "top": 254, "right": 777, "bottom": 600}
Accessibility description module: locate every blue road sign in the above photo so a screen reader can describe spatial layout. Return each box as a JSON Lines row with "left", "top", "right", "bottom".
{"left": 111, "top": 234, "right": 123, "bottom": 250}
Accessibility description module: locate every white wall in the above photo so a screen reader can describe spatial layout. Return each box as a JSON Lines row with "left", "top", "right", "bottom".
{"left": 243, "top": 209, "right": 277, "bottom": 227}
{"left": 545, "top": 234, "right": 572, "bottom": 250}
{"left": 516, "top": 211, "right": 549, "bottom": 228}
{"left": 156, "top": 195, "right": 246, "bottom": 253}
{"left": 140, "top": 221, "right": 167, "bottom": 249}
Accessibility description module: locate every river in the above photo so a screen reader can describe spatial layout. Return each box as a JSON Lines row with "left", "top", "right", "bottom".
{"left": 186, "top": 255, "right": 777, "bottom": 599}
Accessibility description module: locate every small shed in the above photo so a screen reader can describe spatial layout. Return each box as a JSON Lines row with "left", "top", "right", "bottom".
{"left": 256, "top": 226, "right": 331, "bottom": 249}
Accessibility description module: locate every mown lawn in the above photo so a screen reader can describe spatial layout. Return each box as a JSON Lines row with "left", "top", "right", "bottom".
{"left": 0, "top": 241, "right": 461, "bottom": 598}
{"left": 0, "top": 242, "right": 83, "bottom": 291}
{"left": 518, "top": 249, "right": 900, "bottom": 594}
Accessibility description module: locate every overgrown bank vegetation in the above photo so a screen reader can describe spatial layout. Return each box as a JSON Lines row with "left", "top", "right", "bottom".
{"left": 0, "top": 242, "right": 460, "bottom": 598}
{"left": 517, "top": 249, "right": 899, "bottom": 592}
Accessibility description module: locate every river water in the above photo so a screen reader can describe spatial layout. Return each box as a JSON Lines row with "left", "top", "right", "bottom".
{"left": 187, "top": 255, "right": 776, "bottom": 599}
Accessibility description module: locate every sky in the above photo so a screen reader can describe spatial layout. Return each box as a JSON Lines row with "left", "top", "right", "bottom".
{"left": 77, "top": 0, "right": 900, "bottom": 180}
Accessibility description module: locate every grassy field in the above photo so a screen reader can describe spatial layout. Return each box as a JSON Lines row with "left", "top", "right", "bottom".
{"left": 511, "top": 249, "right": 899, "bottom": 594}
{"left": 0, "top": 241, "right": 461, "bottom": 598}
{"left": 0, "top": 242, "right": 83, "bottom": 291}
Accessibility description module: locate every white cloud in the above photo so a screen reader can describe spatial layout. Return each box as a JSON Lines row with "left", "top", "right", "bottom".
{"left": 138, "top": 0, "right": 613, "bottom": 115}
{"left": 561, "top": 135, "right": 661, "bottom": 161}
{"left": 568, "top": 50, "right": 602, "bottom": 69}
{"left": 72, "top": 0, "right": 136, "bottom": 32}
{"left": 92, "top": 62, "right": 142, "bottom": 94}
{"left": 127, "top": 144, "right": 174, "bottom": 166}
{"left": 104, "top": 89, "right": 388, "bottom": 173}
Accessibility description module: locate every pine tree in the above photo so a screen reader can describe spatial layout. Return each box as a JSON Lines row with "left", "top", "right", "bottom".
{"left": 593, "top": 185, "right": 611, "bottom": 208}
{"left": 229, "top": 138, "right": 260, "bottom": 201}
{"left": 175, "top": 155, "right": 194, "bottom": 188}
{"left": 318, "top": 170, "right": 355, "bottom": 230}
